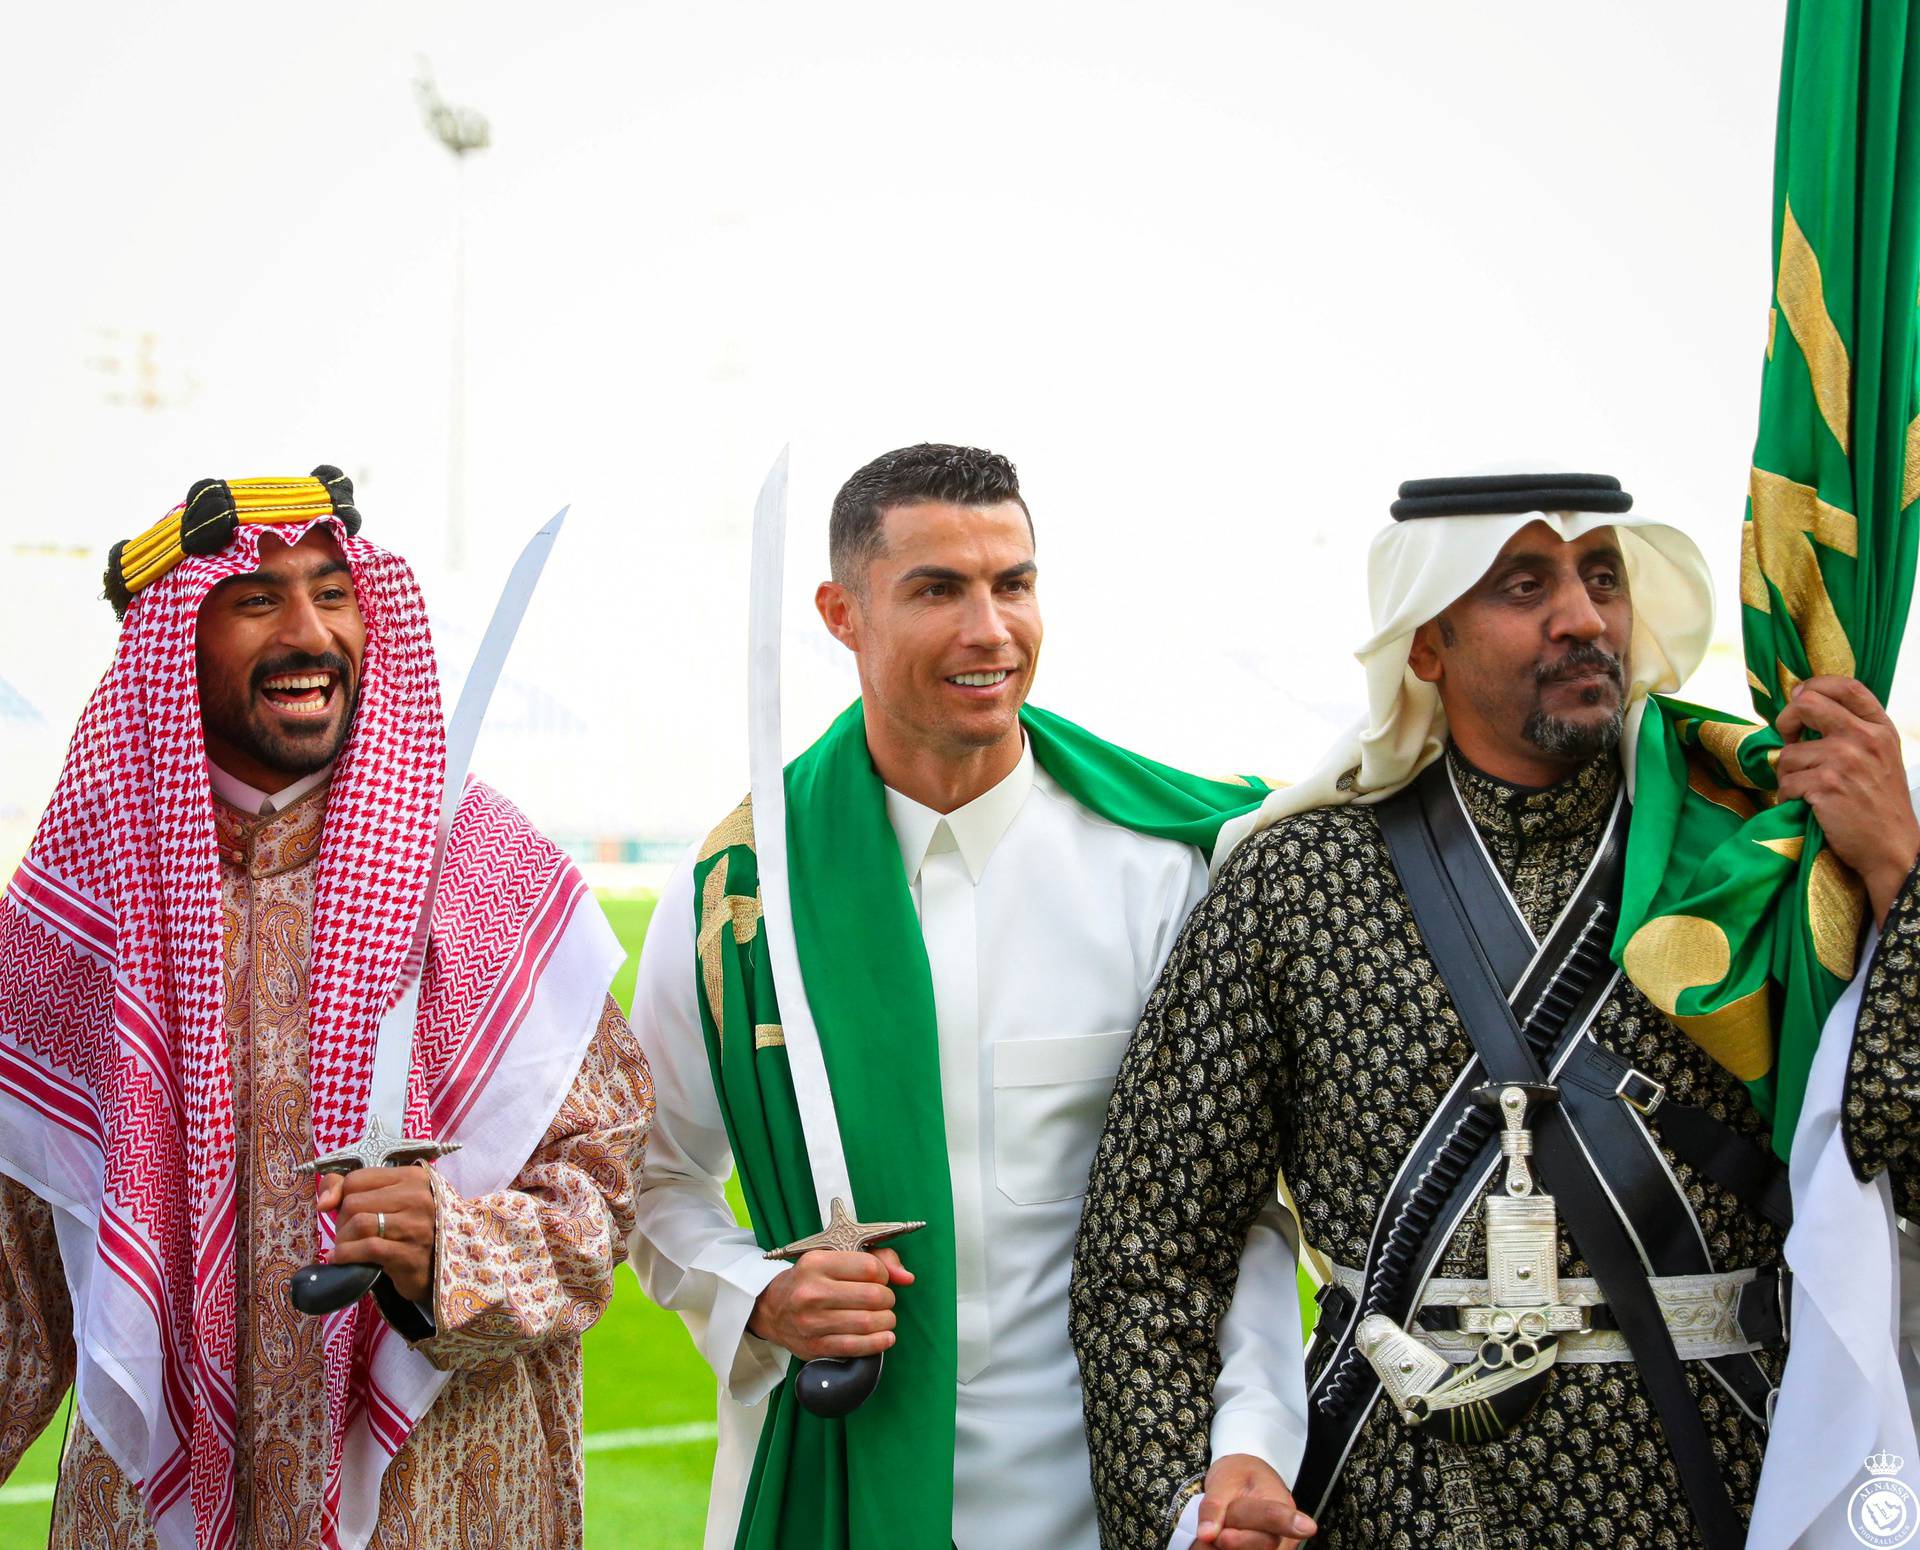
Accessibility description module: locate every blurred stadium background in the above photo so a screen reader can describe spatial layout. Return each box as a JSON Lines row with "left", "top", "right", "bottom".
{"left": 15, "top": 0, "right": 1920, "bottom": 1542}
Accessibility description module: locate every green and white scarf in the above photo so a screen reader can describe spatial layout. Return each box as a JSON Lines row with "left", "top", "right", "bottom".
{"left": 690, "top": 700, "right": 1267, "bottom": 1549}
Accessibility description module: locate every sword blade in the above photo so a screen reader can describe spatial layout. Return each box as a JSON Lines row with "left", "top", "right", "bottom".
{"left": 746, "top": 448, "right": 859, "bottom": 1220}
{"left": 362, "top": 506, "right": 569, "bottom": 1129}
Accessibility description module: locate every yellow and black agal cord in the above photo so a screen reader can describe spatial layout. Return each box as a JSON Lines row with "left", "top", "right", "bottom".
{"left": 104, "top": 464, "right": 361, "bottom": 617}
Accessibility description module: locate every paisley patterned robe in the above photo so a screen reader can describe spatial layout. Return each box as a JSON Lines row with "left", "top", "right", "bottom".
{"left": 0, "top": 784, "right": 654, "bottom": 1549}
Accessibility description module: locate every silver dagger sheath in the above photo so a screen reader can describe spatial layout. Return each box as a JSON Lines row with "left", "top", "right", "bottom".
{"left": 289, "top": 507, "right": 569, "bottom": 1317}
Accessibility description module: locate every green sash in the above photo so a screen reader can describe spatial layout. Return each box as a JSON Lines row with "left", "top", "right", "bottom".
{"left": 690, "top": 701, "right": 1267, "bottom": 1549}
{"left": 1615, "top": 0, "right": 1920, "bottom": 1158}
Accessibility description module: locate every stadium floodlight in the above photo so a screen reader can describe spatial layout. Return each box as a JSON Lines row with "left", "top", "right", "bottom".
{"left": 415, "top": 63, "right": 491, "bottom": 159}
{"left": 414, "top": 61, "right": 490, "bottom": 573}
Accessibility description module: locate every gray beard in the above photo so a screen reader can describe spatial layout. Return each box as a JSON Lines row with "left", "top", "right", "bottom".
{"left": 1522, "top": 701, "right": 1624, "bottom": 760}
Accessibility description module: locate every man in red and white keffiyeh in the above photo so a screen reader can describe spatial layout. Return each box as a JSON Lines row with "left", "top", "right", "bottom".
{"left": 0, "top": 469, "right": 654, "bottom": 1550}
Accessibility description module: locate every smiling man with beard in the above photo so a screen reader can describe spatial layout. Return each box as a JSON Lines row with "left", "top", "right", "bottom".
{"left": 194, "top": 530, "right": 365, "bottom": 799}
{"left": 629, "top": 444, "right": 1307, "bottom": 1550}
{"left": 1069, "top": 472, "right": 1916, "bottom": 1550}
{"left": 0, "top": 470, "right": 652, "bottom": 1550}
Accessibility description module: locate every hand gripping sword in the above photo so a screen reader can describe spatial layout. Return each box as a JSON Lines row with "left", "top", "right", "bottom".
{"left": 289, "top": 509, "right": 569, "bottom": 1318}
{"left": 746, "top": 449, "right": 923, "bottom": 1417}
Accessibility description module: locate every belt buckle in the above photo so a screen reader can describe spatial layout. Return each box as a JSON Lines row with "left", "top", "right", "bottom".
{"left": 1613, "top": 1066, "right": 1666, "bottom": 1117}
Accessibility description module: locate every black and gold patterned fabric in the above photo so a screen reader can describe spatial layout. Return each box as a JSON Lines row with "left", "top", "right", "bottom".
{"left": 1844, "top": 862, "right": 1920, "bottom": 1219}
{"left": 1070, "top": 747, "right": 1785, "bottom": 1550}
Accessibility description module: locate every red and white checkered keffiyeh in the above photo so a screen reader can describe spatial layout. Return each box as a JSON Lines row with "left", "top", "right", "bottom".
{"left": 0, "top": 513, "right": 620, "bottom": 1550}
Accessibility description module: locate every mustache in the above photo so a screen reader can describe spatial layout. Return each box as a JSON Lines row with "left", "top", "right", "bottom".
{"left": 250, "top": 650, "right": 354, "bottom": 694}
{"left": 1534, "top": 643, "right": 1623, "bottom": 689}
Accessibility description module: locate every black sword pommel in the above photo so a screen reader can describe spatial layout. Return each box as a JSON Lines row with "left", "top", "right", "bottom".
{"left": 289, "top": 1261, "right": 381, "bottom": 1316}
{"left": 765, "top": 1198, "right": 926, "bottom": 1417}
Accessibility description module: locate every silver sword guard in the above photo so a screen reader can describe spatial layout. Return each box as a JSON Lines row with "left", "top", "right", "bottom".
{"left": 295, "top": 1113, "right": 462, "bottom": 1176}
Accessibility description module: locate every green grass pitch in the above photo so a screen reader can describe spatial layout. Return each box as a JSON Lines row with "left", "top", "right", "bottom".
{"left": 0, "top": 889, "right": 1313, "bottom": 1547}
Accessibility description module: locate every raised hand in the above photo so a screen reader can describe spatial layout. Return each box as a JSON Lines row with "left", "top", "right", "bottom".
{"left": 1775, "top": 675, "right": 1920, "bottom": 924}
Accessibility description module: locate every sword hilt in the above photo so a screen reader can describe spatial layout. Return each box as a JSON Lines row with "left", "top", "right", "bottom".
{"left": 764, "top": 1200, "right": 920, "bottom": 1416}
{"left": 289, "top": 1260, "right": 382, "bottom": 1315}
{"left": 294, "top": 1133, "right": 461, "bottom": 1177}
{"left": 794, "top": 1352, "right": 886, "bottom": 1418}
{"left": 289, "top": 1125, "right": 459, "bottom": 1316}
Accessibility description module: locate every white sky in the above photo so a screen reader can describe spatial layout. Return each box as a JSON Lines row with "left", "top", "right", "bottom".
{"left": 10, "top": 0, "right": 1882, "bottom": 858}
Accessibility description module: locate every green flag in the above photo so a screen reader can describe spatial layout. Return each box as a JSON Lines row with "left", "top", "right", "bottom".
{"left": 1616, "top": 0, "right": 1920, "bottom": 1156}
{"left": 691, "top": 701, "right": 1267, "bottom": 1549}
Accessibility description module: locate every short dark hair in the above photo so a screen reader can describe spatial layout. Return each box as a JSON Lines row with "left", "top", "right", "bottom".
{"left": 829, "top": 443, "right": 1031, "bottom": 587}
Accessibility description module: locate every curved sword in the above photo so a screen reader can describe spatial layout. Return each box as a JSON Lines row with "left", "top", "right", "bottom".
{"left": 746, "top": 448, "right": 921, "bottom": 1416}
{"left": 291, "top": 506, "right": 569, "bottom": 1317}
{"left": 747, "top": 449, "right": 859, "bottom": 1221}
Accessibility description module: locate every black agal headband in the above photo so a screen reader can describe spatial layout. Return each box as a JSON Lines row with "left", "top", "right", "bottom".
{"left": 104, "top": 465, "right": 361, "bottom": 617}
{"left": 1390, "top": 473, "right": 1633, "bottom": 522}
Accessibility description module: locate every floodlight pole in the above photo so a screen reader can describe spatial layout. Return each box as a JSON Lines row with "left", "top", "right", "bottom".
{"left": 415, "top": 64, "right": 490, "bottom": 574}
{"left": 450, "top": 153, "right": 469, "bottom": 572}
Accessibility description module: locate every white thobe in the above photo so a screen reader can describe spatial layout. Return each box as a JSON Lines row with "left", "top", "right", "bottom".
{"left": 630, "top": 740, "right": 1308, "bottom": 1550}
{"left": 1746, "top": 774, "right": 1920, "bottom": 1549}
{"left": 205, "top": 758, "right": 333, "bottom": 815}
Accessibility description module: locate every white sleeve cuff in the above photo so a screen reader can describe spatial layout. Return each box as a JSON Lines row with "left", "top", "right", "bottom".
{"left": 700, "top": 1243, "right": 791, "bottom": 1404}
{"left": 1207, "top": 1404, "right": 1309, "bottom": 1483}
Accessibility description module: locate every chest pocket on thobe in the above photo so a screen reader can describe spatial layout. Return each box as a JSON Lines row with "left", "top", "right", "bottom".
{"left": 991, "top": 1029, "right": 1133, "bottom": 1205}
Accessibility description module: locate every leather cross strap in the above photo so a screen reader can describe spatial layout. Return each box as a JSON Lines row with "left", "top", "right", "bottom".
{"left": 1571, "top": 1042, "right": 1793, "bottom": 1234}
{"left": 1373, "top": 762, "right": 1747, "bottom": 1550}
{"left": 1556, "top": 1045, "right": 1784, "bottom": 1422}
{"left": 1293, "top": 764, "right": 1627, "bottom": 1517}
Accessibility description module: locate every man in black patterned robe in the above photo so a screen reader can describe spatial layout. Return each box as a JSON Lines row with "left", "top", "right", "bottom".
{"left": 1071, "top": 473, "right": 1920, "bottom": 1550}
